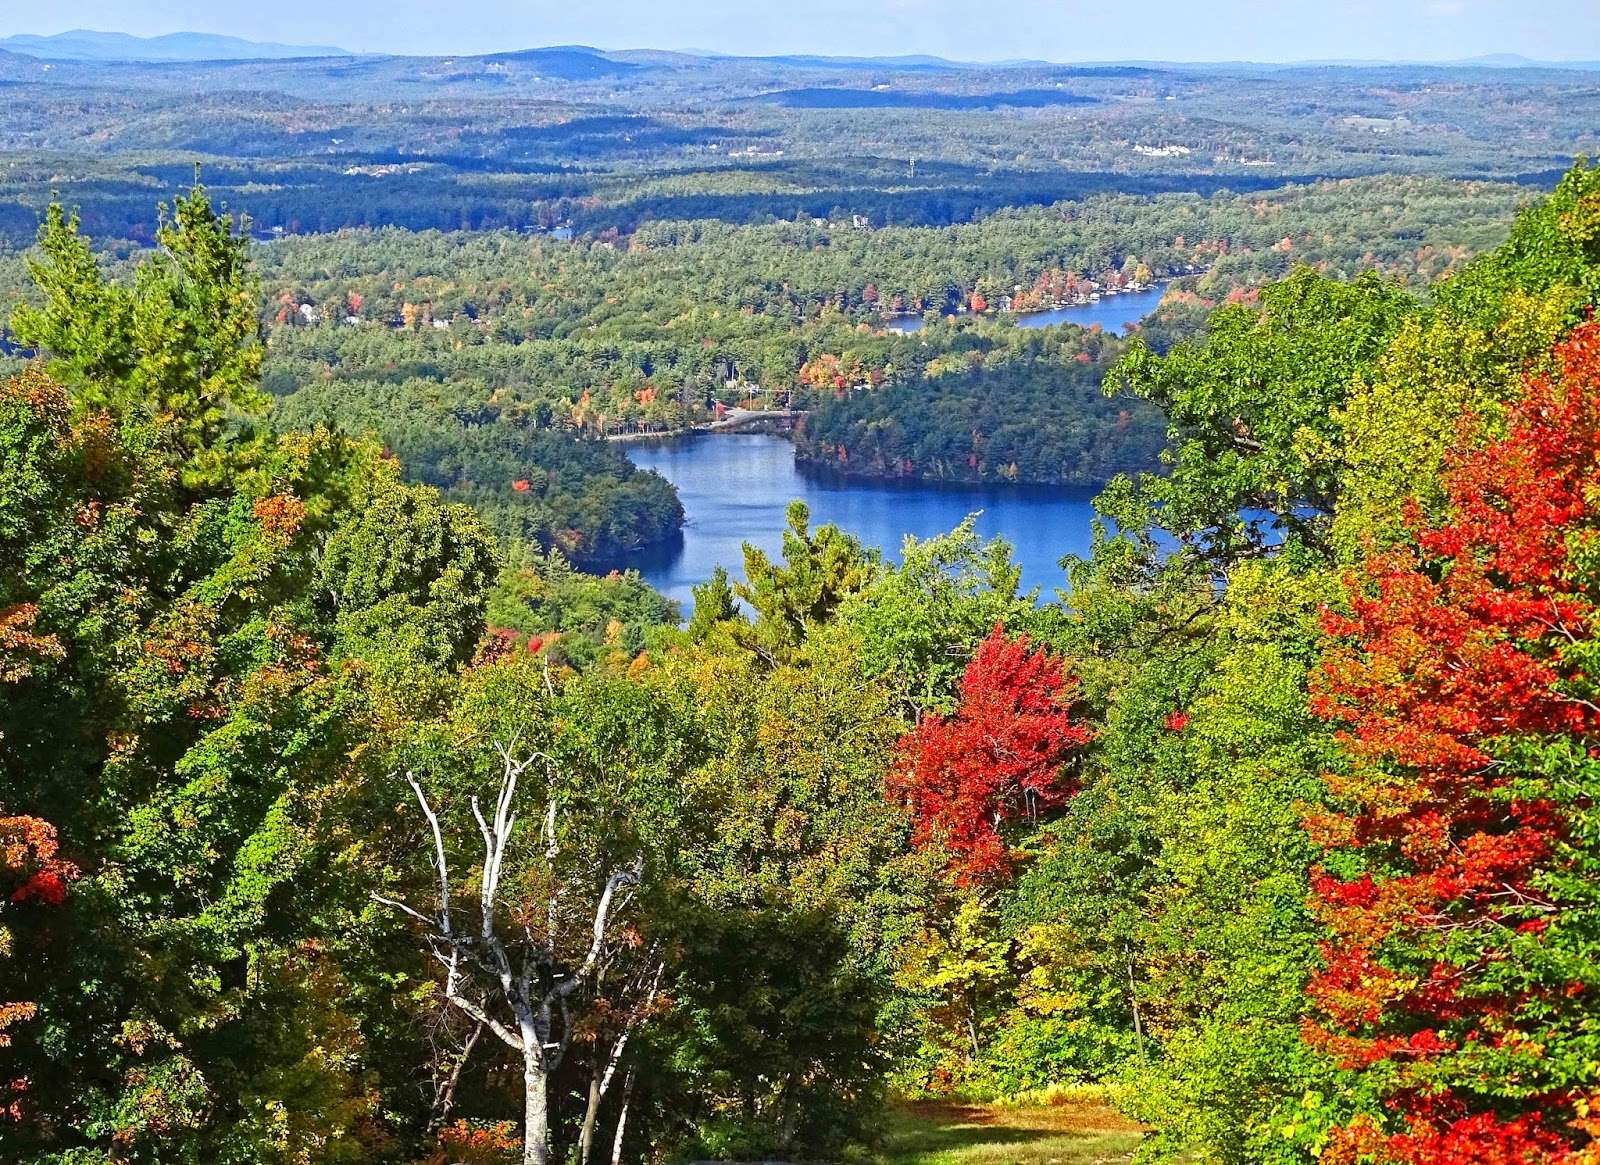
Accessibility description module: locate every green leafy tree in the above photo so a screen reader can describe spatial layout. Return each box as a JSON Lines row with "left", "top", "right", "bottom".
{"left": 1108, "top": 267, "right": 1416, "bottom": 564}
{"left": 728, "top": 501, "right": 878, "bottom": 663}
{"left": 0, "top": 193, "right": 498, "bottom": 1162}
{"left": 13, "top": 185, "right": 266, "bottom": 488}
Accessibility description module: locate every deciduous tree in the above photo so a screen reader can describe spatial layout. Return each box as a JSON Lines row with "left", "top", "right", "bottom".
{"left": 890, "top": 626, "right": 1093, "bottom": 883}
{"left": 1308, "top": 320, "right": 1600, "bottom": 1163}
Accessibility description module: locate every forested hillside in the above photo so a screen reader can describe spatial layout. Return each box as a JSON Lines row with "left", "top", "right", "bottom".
{"left": 5, "top": 151, "right": 1600, "bottom": 1164}
{"left": 238, "top": 173, "right": 1530, "bottom": 491}
{"left": 0, "top": 174, "right": 1528, "bottom": 509}
{"left": 1, "top": 36, "right": 1580, "bottom": 512}
{"left": 0, "top": 47, "right": 1591, "bottom": 242}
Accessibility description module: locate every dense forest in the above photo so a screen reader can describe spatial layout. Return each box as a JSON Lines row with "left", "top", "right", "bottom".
{"left": 5, "top": 147, "right": 1600, "bottom": 1163}
{"left": 0, "top": 41, "right": 1585, "bottom": 524}
{"left": 0, "top": 172, "right": 1531, "bottom": 512}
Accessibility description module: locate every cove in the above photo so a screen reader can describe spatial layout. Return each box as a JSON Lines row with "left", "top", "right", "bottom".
{"left": 883, "top": 283, "right": 1166, "bottom": 335}
{"left": 620, "top": 433, "right": 1103, "bottom": 611}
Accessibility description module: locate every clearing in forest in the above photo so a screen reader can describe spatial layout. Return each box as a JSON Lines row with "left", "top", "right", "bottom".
{"left": 879, "top": 1099, "right": 1144, "bottom": 1165}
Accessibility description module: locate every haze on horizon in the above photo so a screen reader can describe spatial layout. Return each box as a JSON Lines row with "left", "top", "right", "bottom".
{"left": 5, "top": 0, "right": 1597, "bottom": 64}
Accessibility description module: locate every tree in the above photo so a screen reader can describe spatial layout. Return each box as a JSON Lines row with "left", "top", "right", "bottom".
{"left": 841, "top": 518, "right": 1047, "bottom": 717}
{"left": 374, "top": 746, "right": 644, "bottom": 1165}
{"left": 685, "top": 566, "right": 737, "bottom": 642}
{"left": 12, "top": 185, "right": 266, "bottom": 489}
{"left": 1108, "top": 268, "right": 1417, "bottom": 564}
{"left": 0, "top": 195, "right": 498, "bottom": 1161}
{"left": 730, "top": 501, "right": 877, "bottom": 664}
{"left": 658, "top": 616, "right": 908, "bottom": 1156}
{"left": 889, "top": 626, "right": 1093, "bottom": 884}
{"left": 366, "top": 656, "right": 708, "bottom": 1165}
{"left": 1307, "top": 320, "right": 1600, "bottom": 1163}
{"left": 318, "top": 476, "right": 498, "bottom": 668}
{"left": 0, "top": 812, "right": 76, "bottom": 1125}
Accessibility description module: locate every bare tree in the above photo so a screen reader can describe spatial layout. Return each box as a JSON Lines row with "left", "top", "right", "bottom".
{"left": 577, "top": 956, "right": 664, "bottom": 1165}
{"left": 429, "top": 1017, "right": 482, "bottom": 1129}
{"left": 373, "top": 744, "right": 642, "bottom": 1165}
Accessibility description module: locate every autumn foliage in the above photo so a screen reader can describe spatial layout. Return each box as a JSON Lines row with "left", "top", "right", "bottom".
{"left": 1, "top": 813, "right": 76, "bottom": 1121}
{"left": 890, "top": 626, "right": 1093, "bottom": 883}
{"left": 1308, "top": 321, "right": 1600, "bottom": 1163}
{"left": 1, "top": 814, "right": 74, "bottom": 917}
{"left": 422, "top": 1119, "right": 522, "bottom": 1164}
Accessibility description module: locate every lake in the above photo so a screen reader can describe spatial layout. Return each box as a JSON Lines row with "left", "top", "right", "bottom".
{"left": 621, "top": 433, "right": 1102, "bottom": 611}
{"left": 883, "top": 283, "right": 1166, "bottom": 336}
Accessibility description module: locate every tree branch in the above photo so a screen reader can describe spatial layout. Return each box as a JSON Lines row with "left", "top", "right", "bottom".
{"left": 553, "top": 860, "right": 643, "bottom": 1001}
{"left": 370, "top": 891, "right": 438, "bottom": 929}
{"left": 404, "top": 770, "right": 454, "bottom": 937}
{"left": 445, "top": 989, "right": 524, "bottom": 1051}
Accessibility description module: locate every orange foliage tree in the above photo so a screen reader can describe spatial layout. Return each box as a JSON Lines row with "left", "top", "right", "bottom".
{"left": 1, "top": 813, "right": 76, "bottom": 1121}
{"left": 1308, "top": 321, "right": 1600, "bottom": 1163}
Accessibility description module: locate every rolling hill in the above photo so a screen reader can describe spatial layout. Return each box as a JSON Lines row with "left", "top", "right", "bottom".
{"left": 0, "top": 29, "right": 350, "bottom": 62}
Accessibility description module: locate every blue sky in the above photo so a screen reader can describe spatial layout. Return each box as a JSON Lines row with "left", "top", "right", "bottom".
{"left": 8, "top": 0, "right": 1598, "bottom": 62}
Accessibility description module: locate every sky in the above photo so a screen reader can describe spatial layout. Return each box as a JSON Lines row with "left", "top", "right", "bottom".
{"left": 6, "top": 0, "right": 1598, "bottom": 63}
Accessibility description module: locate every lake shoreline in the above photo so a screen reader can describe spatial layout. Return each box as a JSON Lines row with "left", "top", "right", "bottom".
{"left": 884, "top": 281, "right": 1169, "bottom": 334}
{"left": 618, "top": 431, "right": 1108, "bottom": 610}
{"left": 626, "top": 427, "right": 1138, "bottom": 491}
{"left": 791, "top": 443, "right": 1148, "bottom": 491}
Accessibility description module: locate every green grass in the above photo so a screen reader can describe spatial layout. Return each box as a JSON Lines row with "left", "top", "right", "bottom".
{"left": 876, "top": 1099, "right": 1144, "bottom": 1165}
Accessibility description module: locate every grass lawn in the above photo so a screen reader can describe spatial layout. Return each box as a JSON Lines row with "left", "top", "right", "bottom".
{"left": 877, "top": 1098, "right": 1144, "bottom": 1165}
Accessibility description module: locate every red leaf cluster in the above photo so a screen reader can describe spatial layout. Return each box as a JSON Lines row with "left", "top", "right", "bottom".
{"left": 1308, "top": 321, "right": 1600, "bottom": 1161}
{"left": 1, "top": 812, "right": 76, "bottom": 1123}
{"left": 889, "top": 625, "right": 1093, "bottom": 883}
{"left": 1, "top": 815, "right": 76, "bottom": 906}
{"left": 422, "top": 1119, "right": 521, "bottom": 1164}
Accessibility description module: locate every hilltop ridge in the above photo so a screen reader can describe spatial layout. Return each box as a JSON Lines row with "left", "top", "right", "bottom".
{"left": 0, "top": 28, "right": 350, "bottom": 61}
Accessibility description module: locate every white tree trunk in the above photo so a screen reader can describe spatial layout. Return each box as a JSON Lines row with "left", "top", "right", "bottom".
{"left": 609, "top": 1068, "right": 637, "bottom": 1165}
{"left": 524, "top": 1043, "right": 549, "bottom": 1165}
{"left": 373, "top": 753, "right": 644, "bottom": 1165}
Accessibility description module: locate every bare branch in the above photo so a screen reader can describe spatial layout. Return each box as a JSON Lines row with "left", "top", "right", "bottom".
{"left": 598, "top": 959, "right": 665, "bottom": 1099}
{"left": 445, "top": 989, "right": 525, "bottom": 1051}
{"left": 370, "top": 891, "right": 438, "bottom": 929}
{"left": 404, "top": 771, "right": 454, "bottom": 937}
{"left": 434, "top": 1020, "right": 483, "bottom": 1127}
{"left": 554, "top": 860, "right": 644, "bottom": 1001}
{"left": 546, "top": 799, "right": 562, "bottom": 950}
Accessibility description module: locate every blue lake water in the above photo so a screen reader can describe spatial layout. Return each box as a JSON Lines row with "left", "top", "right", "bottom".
{"left": 622, "top": 433, "right": 1102, "bottom": 611}
{"left": 884, "top": 283, "right": 1166, "bottom": 336}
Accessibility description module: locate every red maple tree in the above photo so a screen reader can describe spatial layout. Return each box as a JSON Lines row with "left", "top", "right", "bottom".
{"left": 1308, "top": 320, "right": 1600, "bottom": 1163}
{"left": 890, "top": 625, "right": 1093, "bottom": 883}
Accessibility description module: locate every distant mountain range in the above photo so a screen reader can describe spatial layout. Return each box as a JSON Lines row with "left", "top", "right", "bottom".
{"left": 0, "top": 31, "right": 1595, "bottom": 73}
{"left": 1268, "top": 52, "right": 1600, "bottom": 70}
{"left": 0, "top": 29, "right": 350, "bottom": 62}
{"left": 480, "top": 46, "right": 639, "bottom": 78}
